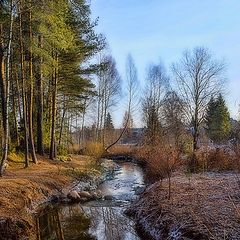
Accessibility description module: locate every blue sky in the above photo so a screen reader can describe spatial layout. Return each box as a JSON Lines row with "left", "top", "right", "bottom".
{"left": 91, "top": 0, "right": 240, "bottom": 124}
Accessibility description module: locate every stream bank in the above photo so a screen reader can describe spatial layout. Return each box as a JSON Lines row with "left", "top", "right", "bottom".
{"left": 0, "top": 155, "right": 105, "bottom": 240}
{"left": 126, "top": 171, "right": 240, "bottom": 240}
{"left": 36, "top": 159, "right": 146, "bottom": 240}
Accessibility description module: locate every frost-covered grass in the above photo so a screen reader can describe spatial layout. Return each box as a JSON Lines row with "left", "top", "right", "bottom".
{"left": 128, "top": 171, "right": 240, "bottom": 240}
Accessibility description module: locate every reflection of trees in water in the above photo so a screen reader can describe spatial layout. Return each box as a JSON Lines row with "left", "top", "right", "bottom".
{"left": 87, "top": 206, "right": 138, "bottom": 240}
{"left": 61, "top": 205, "right": 95, "bottom": 240}
{"left": 37, "top": 200, "right": 139, "bottom": 240}
{"left": 37, "top": 207, "right": 64, "bottom": 240}
{"left": 37, "top": 205, "right": 95, "bottom": 240}
{"left": 37, "top": 162, "right": 143, "bottom": 240}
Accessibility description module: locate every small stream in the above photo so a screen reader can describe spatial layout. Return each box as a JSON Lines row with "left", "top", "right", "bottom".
{"left": 36, "top": 160, "right": 145, "bottom": 240}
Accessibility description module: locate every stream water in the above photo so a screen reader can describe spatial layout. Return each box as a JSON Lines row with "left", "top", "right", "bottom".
{"left": 37, "top": 160, "right": 145, "bottom": 240}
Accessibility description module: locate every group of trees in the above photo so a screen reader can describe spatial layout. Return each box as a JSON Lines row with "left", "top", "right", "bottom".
{"left": 0, "top": 0, "right": 234, "bottom": 177}
{"left": 94, "top": 53, "right": 121, "bottom": 145}
{"left": 0, "top": 0, "right": 105, "bottom": 174}
{"left": 141, "top": 62, "right": 187, "bottom": 149}
{"left": 75, "top": 46, "right": 232, "bottom": 153}
{"left": 141, "top": 47, "right": 231, "bottom": 150}
{"left": 142, "top": 63, "right": 169, "bottom": 144}
{"left": 93, "top": 54, "right": 139, "bottom": 151}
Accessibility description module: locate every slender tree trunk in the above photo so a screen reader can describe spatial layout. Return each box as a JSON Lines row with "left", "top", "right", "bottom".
{"left": 0, "top": 1, "right": 14, "bottom": 175}
{"left": 19, "top": 0, "right": 29, "bottom": 167}
{"left": 50, "top": 54, "right": 58, "bottom": 159}
{"left": 0, "top": 24, "right": 6, "bottom": 153}
{"left": 58, "top": 97, "right": 66, "bottom": 146}
{"left": 46, "top": 77, "right": 52, "bottom": 126}
{"left": 99, "top": 99, "right": 104, "bottom": 143}
{"left": 66, "top": 113, "right": 70, "bottom": 149}
{"left": 193, "top": 133, "right": 198, "bottom": 150}
{"left": 193, "top": 107, "right": 199, "bottom": 151}
{"left": 28, "top": 2, "right": 37, "bottom": 163}
{"left": 23, "top": 89, "right": 29, "bottom": 167}
{"left": 102, "top": 87, "right": 106, "bottom": 146}
{"left": 15, "top": 67, "right": 22, "bottom": 120}
{"left": 36, "top": 35, "right": 44, "bottom": 155}
{"left": 96, "top": 88, "right": 101, "bottom": 141}
{"left": 69, "top": 114, "right": 73, "bottom": 148}
{"left": 80, "top": 98, "right": 87, "bottom": 144}
{"left": 11, "top": 79, "right": 20, "bottom": 146}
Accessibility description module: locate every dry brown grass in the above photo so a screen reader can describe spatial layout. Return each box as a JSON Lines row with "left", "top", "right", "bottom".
{"left": 83, "top": 141, "right": 105, "bottom": 159}
{"left": 68, "top": 144, "right": 81, "bottom": 154}
{"left": 187, "top": 146, "right": 238, "bottom": 173}
{"left": 0, "top": 154, "right": 95, "bottom": 238}
{"left": 129, "top": 171, "right": 240, "bottom": 239}
{"left": 108, "top": 144, "right": 136, "bottom": 155}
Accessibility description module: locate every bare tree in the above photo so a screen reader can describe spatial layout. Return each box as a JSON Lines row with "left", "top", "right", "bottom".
{"left": 162, "top": 91, "right": 186, "bottom": 148}
{"left": 121, "top": 110, "right": 134, "bottom": 142}
{"left": 172, "top": 47, "right": 225, "bottom": 150}
{"left": 125, "top": 53, "right": 139, "bottom": 114}
{"left": 95, "top": 54, "right": 121, "bottom": 145}
{"left": 142, "top": 62, "right": 169, "bottom": 144}
{"left": 105, "top": 53, "right": 139, "bottom": 151}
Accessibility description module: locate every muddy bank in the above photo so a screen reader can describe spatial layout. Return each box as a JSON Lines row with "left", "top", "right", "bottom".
{"left": 127, "top": 171, "right": 240, "bottom": 240}
{"left": 0, "top": 155, "right": 107, "bottom": 240}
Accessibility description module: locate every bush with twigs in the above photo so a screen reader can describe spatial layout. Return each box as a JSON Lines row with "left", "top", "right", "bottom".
{"left": 136, "top": 143, "right": 181, "bottom": 199}
{"left": 187, "top": 146, "right": 237, "bottom": 173}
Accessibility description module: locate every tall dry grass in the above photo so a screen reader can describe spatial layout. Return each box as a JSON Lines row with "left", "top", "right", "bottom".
{"left": 187, "top": 146, "right": 238, "bottom": 173}
{"left": 83, "top": 141, "right": 105, "bottom": 159}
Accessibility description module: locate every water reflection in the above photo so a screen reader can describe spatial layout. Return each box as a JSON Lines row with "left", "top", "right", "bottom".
{"left": 37, "top": 205, "right": 95, "bottom": 240}
{"left": 98, "top": 162, "right": 145, "bottom": 201}
{"left": 86, "top": 206, "right": 139, "bottom": 240}
{"left": 37, "top": 204, "right": 139, "bottom": 240}
{"left": 37, "top": 161, "right": 144, "bottom": 240}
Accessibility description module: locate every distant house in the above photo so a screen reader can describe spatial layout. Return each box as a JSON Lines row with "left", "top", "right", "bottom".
{"left": 120, "top": 128, "right": 145, "bottom": 145}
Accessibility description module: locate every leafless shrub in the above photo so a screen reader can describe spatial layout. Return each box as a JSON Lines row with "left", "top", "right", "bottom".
{"left": 136, "top": 143, "right": 181, "bottom": 199}
{"left": 187, "top": 146, "right": 236, "bottom": 173}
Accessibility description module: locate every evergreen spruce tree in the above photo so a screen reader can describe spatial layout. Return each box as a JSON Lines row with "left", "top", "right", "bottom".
{"left": 206, "top": 94, "right": 231, "bottom": 142}
{"left": 105, "top": 112, "right": 114, "bottom": 130}
{"left": 205, "top": 96, "right": 217, "bottom": 138}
